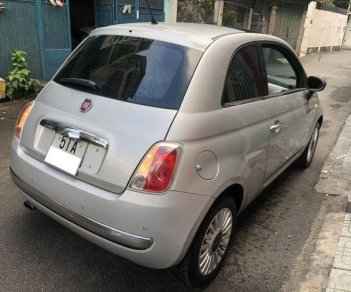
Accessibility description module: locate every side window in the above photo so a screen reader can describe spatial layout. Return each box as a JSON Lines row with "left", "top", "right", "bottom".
{"left": 263, "top": 46, "right": 299, "bottom": 95}
{"left": 222, "top": 45, "right": 261, "bottom": 105}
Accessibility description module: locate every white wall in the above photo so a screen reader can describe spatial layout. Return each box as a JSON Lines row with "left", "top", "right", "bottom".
{"left": 164, "top": 0, "right": 177, "bottom": 22}
{"left": 300, "top": 1, "right": 347, "bottom": 56}
{"left": 343, "top": 16, "right": 351, "bottom": 49}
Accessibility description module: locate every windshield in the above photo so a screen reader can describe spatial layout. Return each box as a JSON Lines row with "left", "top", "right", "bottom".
{"left": 54, "top": 35, "right": 203, "bottom": 110}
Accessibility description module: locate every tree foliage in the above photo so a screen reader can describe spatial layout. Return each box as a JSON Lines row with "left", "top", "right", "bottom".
{"left": 322, "top": 0, "right": 336, "bottom": 6}
{"left": 321, "top": 0, "right": 349, "bottom": 8}
{"left": 333, "top": 0, "right": 349, "bottom": 9}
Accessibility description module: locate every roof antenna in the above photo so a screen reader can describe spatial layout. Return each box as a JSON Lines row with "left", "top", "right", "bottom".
{"left": 145, "top": 0, "right": 158, "bottom": 25}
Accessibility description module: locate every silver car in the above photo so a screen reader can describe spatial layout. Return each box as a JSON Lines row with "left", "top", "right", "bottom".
{"left": 10, "top": 23, "right": 325, "bottom": 288}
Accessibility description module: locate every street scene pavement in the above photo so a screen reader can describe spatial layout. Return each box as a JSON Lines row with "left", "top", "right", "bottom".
{"left": 1, "top": 50, "right": 351, "bottom": 291}
{"left": 321, "top": 116, "right": 351, "bottom": 292}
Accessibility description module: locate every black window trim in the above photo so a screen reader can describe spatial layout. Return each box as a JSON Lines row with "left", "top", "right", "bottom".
{"left": 221, "top": 42, "right": 265, "bottom": 108}
{"left": 258, "top": 41, "right": 308, "bottom": 100}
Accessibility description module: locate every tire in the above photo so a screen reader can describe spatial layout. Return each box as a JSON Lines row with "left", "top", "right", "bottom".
{"left": 172, "top": 196, "right": 238, "bottom": 288}
{"left": 296, "top": 122, "right": 320, "bottom": 168}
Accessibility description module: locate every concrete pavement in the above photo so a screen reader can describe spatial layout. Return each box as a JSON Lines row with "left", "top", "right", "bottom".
{"left": 282, "top": 51, "right": 351, "bottom": 292}
{"left": 315, "top": 116, "right": 351, "bottom": 291}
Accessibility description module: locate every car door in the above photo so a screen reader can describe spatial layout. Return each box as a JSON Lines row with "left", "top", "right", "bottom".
{"left": 260, "top": 43, "right": 312, "bottom": 181}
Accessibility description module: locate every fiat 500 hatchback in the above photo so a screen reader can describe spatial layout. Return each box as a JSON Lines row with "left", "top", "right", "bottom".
{"left": 10, "top": 23, "right": 325, "bottom": 288}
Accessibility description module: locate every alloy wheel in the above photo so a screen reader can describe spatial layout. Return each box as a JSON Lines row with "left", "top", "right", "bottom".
{"left": 307, "top": 126, "right": 319, "bottom": 162}
{"left": 198, "top": 208, "right": 233, "bottom": 276}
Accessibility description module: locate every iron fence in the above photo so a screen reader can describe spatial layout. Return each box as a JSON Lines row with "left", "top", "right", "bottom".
{"left": 222, "top": 1, "right": 249, "bottom": 30}
{"left": 177, "top": 0, "right": 251, "bottom": 30}
{"left": 177, "top": 0, "right": 215, "bottom": 24}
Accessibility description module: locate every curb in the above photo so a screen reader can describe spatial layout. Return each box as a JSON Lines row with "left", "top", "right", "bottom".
{"left": 316, "top": 116, "right": 351, "bottom": 291}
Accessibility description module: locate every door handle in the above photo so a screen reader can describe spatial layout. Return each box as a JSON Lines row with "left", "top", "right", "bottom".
{"left": 62, "top": 128, "right": 80, "bottom": 139}
{"left": 270, "top": 121, "right": 284, "bottom": 134}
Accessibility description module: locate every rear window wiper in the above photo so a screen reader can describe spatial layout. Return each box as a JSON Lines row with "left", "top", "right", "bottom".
{"left": 58, "top": 78, "right": 101, "bottom": 92}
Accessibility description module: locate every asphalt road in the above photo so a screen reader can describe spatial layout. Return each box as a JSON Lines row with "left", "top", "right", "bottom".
{"left": 1, "top": 50, "right": 351, "bottom": 292}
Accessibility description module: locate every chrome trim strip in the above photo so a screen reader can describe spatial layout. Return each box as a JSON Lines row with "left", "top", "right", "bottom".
{"left": 10, "top": 169, "right": 153, "bottom": 250}
{"left": 262, "top": 88, "right": 307, "bottom": 100}
{"left": 40, "top": 119, "right": 109, "bottom": 149}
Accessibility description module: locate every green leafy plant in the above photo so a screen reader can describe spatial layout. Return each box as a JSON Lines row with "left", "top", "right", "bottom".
{"left": 323, "top": 0, "right": 336, "bottom": 7}
{"left": 6, "top": 50, "right": 42, "bottom": 99}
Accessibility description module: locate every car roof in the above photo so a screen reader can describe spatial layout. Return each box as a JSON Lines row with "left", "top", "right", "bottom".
{"left": 118, "top": 22, "right": 244, "bottom": 39}
{"left": 91, "top": 22, "right": 245, "bottom": 51}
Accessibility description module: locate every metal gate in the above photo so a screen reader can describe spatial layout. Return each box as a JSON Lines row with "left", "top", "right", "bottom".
{"left": 272, "top": 6, "right": 304, "bottom": 50}
{"left": 0, "top": 0, "right": 42, "bottom": 78}
{"left": 39, "top": 0, "right": 71, "bottom": 80}
{"left": 0, "top": 0, "right": 71, "bottom": 80}
{"left": 95, "top": 0, "right": 164, "bottom": 27}
{"left": 95, "top": 0, "right": 114, "bottom": 27}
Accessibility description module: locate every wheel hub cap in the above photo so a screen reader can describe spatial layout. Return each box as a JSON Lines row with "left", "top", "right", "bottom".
{"left": 211, "top": 231, "right": 223, "bottom": 252}
{"left": 307, "top": 127, "right": 319, "bottom": 162}
{"left": 198, "top": 208, "right": 233, "bottom": 276}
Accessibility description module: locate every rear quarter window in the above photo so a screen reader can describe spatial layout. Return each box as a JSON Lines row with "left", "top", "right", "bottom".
{"left": 222, "top": 45, "right": 262, "bottom": 105}
{"left": 54, "top": 35, "right": 203, "bottom": 110}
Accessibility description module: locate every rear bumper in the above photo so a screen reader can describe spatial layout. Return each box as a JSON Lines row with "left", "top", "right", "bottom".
{"left": 10, "top": 169, "right": 153, "bottom": 250}
{"left": 10, "top": 138, "right": 213, "bottom": 269}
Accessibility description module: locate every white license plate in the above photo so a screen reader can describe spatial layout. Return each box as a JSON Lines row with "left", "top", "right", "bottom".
{"left": 44, "top": 134, "right": 88, "bottom": 175}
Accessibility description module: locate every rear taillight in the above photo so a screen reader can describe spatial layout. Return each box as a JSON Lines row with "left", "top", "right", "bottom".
{"left": 129, "top": 142, "right": 182, "bottom": 193}
{"left": 14, "top": 101, "right": 34, "bottom": 139}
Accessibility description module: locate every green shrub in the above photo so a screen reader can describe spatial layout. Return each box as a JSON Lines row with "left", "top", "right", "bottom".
{"left": 6, "top": 50, "right": 42, "bottom": 99}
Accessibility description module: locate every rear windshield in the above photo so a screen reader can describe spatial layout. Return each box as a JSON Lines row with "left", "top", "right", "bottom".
{"left": 54, "top": 35, "right": 203, "bottom": 110}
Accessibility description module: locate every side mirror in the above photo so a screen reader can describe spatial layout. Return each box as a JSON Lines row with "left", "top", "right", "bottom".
{"left": 307, "top": 76, "right": 326, "bottom": 92}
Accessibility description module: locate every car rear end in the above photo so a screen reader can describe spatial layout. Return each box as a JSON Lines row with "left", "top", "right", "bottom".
{"left": 10, "top": 28, "right": 212, "bottom": 268}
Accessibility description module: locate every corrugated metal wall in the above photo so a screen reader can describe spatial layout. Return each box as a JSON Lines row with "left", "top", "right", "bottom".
{"left": 0, "top": 0, "right": 42, "bottom": 78}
